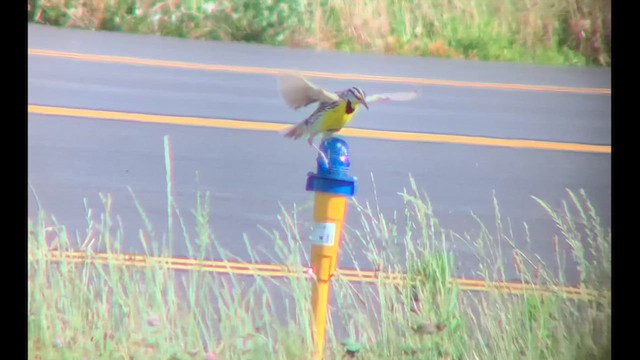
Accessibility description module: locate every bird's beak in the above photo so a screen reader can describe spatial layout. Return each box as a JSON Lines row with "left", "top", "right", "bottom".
{"left": 361, "top": 99, "right": 369, "bottom": 110}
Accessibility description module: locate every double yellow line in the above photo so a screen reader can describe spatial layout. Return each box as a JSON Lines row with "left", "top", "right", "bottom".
{"left": 34, "top": 250, "right": 598, "bottom": 300}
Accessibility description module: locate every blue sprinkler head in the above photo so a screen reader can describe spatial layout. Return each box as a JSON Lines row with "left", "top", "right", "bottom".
{"left": 307, "top": 135, "right": 356, "bottom": 196}
{"left": 317, "top": 136, "right": 350, "bottom": 177}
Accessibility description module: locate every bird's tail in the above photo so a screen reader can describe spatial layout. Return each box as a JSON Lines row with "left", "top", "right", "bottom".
{"left": 282, "top": 122, "right": 307, "bottom": 140}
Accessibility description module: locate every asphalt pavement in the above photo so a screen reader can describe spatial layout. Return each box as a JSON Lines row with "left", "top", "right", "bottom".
{"left": 27, "top": 24, "right": 611, "bottom": 282}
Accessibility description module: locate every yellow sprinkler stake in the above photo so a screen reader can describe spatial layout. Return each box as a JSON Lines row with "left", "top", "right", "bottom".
{"left": 305, "top": 136, "right": 356, "bottom": 360}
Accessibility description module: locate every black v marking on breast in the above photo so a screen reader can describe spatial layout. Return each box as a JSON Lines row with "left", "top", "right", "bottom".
{"left": 345, "top": 100, "right": 355, "bottom": 114}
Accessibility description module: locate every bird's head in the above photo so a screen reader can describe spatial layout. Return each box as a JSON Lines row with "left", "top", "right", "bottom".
{"left": 346, "top": 87, "right": 368, "bottom": 110}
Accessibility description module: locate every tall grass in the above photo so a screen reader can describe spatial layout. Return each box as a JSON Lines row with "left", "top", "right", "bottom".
{"left": 27, "top": 138, "right": 610, "bottom": 359}
{"left": 27, "top": 183, "right": 610, "bottom": 359}
{"left": 28, "top": 0, "right": 610, "bottom": 66}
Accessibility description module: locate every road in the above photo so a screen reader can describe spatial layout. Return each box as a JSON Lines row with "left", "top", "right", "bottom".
{"left": 27, "top": 24, "right": 611, "bottom": 282}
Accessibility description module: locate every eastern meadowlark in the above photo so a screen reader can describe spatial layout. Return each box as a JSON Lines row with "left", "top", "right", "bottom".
{"left": 277, "top": 72, "right": 418, "bottom": 160}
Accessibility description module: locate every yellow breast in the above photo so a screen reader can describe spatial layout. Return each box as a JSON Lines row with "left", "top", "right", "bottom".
{"left": 317, "top": 101, "right": 359, "bottom": 132}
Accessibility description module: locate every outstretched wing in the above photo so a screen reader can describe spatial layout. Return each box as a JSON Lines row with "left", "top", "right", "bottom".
{"left": 365, "top": 90, "right": 419, "bottom": 105}
{"left": 277, "top": 72, "right": 340, "bottom": 110}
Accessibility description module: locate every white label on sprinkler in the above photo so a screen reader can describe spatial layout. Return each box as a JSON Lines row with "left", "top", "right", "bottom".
{"left": 309, "top": 223, "right": 335, "bottom": 246}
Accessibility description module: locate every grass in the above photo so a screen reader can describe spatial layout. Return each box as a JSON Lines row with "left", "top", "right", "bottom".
{"left": 27, "top": 137, "right": 611, "bottom": 359}
{"left": 28, "top": 0, "right": 611, "bottom": 66}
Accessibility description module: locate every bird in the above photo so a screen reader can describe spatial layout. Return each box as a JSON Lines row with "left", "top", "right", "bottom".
{"left": 277, "top": 72, "right": 418, "bottom": 161}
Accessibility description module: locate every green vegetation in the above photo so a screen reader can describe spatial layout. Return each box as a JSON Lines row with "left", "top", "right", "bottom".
{"left": 28, "top": 0, "right": 610, "bottom": 66}
{"left": 28, "top": 139, "right": 611, "bottom": 359}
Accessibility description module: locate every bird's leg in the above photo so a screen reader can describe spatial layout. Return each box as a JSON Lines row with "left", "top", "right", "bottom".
{"left": 319, "top": 133, "right": 333, "bottom": 143}
{"left": 308, "top": 136, "right": 328, "bottom": 164}
{"left": 317, "top": 132, "right": 337, "bottom": 164}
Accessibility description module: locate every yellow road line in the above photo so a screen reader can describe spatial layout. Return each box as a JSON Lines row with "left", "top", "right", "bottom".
{"left": 35, "top": 251, "right": 598, "bottom": 299}
{"left": 28, "top": 48, "right": 611, "bottom": 95}
{"left": 341, "top": 128, "right": 611, "bottom": 153}
{"left": 28, "top": 105, "right": 611, "bottom": 154}
{"left": 53, "top": 250, "right": 287, "bottom": 271}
